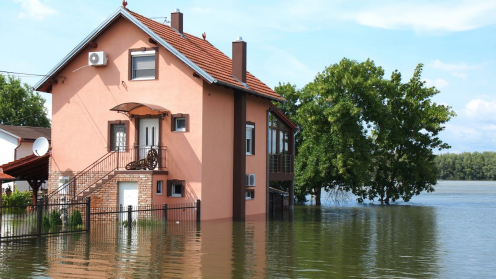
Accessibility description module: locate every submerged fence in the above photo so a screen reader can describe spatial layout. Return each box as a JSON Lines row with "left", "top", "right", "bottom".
{"left": 1, "top": 198, "right": 200, "bottom": 241}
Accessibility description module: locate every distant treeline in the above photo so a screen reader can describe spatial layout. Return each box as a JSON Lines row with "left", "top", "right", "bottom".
{"left": 435, "top": 152, "right": 496, "bottom": 180}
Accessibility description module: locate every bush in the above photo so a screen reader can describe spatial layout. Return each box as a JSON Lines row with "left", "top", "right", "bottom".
{"left": 49, "top": 210, "right": 62, "bottom": 226}
{"left": 1, "top": 186, "right": 33, "bottom": 213}
{"left": 69, "top": 210, "right": 83, "bottom": 227}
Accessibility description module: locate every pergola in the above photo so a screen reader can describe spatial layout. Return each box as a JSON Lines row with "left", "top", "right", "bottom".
{"left": 0, "top": 153, "right": 49, "bottom": 205}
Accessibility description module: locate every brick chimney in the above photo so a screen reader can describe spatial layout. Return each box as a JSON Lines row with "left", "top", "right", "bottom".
{"left": 171, "top": 9, "right": 183, "bottom": 34}
{"left": 232, "top": 37, "right": 247, "bottom": 83}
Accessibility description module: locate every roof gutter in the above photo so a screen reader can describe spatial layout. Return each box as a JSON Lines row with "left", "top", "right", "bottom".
{"left": 215, "top": 80, "right": 286, "bottom": 103}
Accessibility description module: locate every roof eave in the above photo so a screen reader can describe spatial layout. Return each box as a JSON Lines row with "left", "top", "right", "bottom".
{"left": 0, "top": 128, "right": 20, "bottom": 140}
{"left": 34, "top": 7, "right": 216, "bottom": 92}
{"left": 214, "top": 80, "right": 286, "bottom": 103}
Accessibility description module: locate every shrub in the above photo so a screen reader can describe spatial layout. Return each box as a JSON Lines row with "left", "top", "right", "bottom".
{"left": 49, "top": 210, "right": 62, "bottom": 226}
{"left": 69, "top": 210, "right": 83, "bottom": 227}
{"left": 1, "top": 186, "right": 33, "bottom": 213}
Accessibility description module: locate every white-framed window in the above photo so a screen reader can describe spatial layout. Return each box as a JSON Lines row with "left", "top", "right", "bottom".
{"left": 171, "top": 184, "right": 182, "bottom": 197}
{"left": 246, "top": 123, "right": 255, "bottom": 155}
{"left": 167, "top": 180, "right": 184, "bottom": 197}
{"left": 110, "top": 123, "right": 126, "bottom": 151}
{"left": 131, "top": 50, "right": 156, "bottom": 80}
{"left": 175, "top": 117, "right": 186, "bottom": 132}
{"left": 245, "top": 191, "right": 255, "bottom": 200}
{"left": 58, "top": 176, "right": 69, "bottom": 195}
{"left": 156, "top": 180, "right": 163, "bottom": 195}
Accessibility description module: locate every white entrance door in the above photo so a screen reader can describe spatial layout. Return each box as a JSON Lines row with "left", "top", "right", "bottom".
{"left": 119, "top": 182, "right": 138, "bottom": 223}
{"left": 139, "top": 118, "right": 159, "bottom": 160}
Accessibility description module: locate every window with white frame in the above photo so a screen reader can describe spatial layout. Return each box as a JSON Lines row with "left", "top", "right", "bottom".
{"left": 156, "top": 180, "right": 163, "bottom": 195}
{"left": 167, "top": 180, "right": 184, "bottom": 197}
{"left": 58, "top": 176, "right": 69, "bottom": 195}
{"left": 245, "top": 190, "right": 255, "bottom": 200}
{"left": 131, "top": 49, "right": 156, "bottom": 80}
{"left": 246, "top": 123, "right": 255, "bottom": 155}
{"left": 175, "top": 117, "right": 186, "bottom": 132}
{"left": 110, "top": 123, "right": 126, "bottom": 151}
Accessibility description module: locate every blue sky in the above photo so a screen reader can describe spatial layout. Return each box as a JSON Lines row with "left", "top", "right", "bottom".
{"left": 1, "top": 0, "right": 496, "bottom": 153}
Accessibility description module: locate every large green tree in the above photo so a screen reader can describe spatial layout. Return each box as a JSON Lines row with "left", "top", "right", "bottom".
{"left": 0, "top": 74, "right": 50, "bottom": 127}
{"left": 287, "top": 58, "right": 454, "bottom": 205}
{"left": 362, "top": 65, "right": 455, "bottom": 204}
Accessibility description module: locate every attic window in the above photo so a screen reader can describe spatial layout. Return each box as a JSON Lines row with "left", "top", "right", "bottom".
{"left": 129, "top": 47, "right": 158, "bottom": 80}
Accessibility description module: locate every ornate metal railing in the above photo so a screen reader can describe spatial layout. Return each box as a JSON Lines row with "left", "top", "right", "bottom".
{"left": 47, "top": 146, "right": 167, "bottom": 202}
{"left": 269, "top": 154, "right": 294, "bottom": 174}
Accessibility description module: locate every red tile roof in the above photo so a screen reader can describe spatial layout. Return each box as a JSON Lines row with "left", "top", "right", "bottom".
{"left": 0, "top": 173, "right": 15, "bottom": 180}
{"left": 0, "top": 152, "right": 50, "bottom": 180}
{"left": 128, "top": 9, "right": 284, "bottom": 102}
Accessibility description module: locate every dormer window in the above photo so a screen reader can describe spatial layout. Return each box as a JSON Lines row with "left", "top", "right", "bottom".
{"left": 129, "top": 47, "right": 158, "bottom": 80}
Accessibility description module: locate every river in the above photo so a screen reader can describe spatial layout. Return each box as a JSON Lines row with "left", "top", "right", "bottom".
{"left": 0, "top": 181, "right": 495, "bottom": 278}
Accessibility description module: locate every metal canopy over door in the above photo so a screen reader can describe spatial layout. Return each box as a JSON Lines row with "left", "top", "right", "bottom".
{"left": 139, "top": 118, "right": 159, "bottom": 160}
{"left": 119, "top": 182, "right": 138, "bottom": 223}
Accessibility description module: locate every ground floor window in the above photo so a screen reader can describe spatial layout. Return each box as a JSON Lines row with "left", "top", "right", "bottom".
{"left": 58, "top": 176, "right": 69, "bottom": 195}
{"left": 167, "top": 180, "right": 185, "bottom": 197}
{"left": 245, "top": 190, "right": 255, "bottom": 200}
{"left": 156, "top": 180, "right": 163, "bottom": 195}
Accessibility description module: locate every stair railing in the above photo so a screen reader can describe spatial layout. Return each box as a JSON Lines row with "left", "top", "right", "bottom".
{"left": 47, "top": 150, "right": 119, "bottom": 202}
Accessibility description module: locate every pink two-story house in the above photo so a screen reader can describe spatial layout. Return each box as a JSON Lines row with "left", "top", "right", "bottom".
{"left": 34, "top": 5, "right": 295, "bottom": 221}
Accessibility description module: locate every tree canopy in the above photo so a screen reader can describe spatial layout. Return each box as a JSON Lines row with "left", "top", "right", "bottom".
{"left": 435, "top": 152, "right": 496, "bottom": 180}
{"left": 0, "top": 74, "right": 50, "bottom": 127}
{"left": 275, "top": 58, "right": 455, "bottom": 205}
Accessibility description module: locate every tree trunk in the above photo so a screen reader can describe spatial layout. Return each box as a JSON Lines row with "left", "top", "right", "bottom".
{"left": 315, "top": 187, "right": 321, "bottom": 206}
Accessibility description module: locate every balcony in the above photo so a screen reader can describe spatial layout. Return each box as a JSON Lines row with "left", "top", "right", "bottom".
{"left": 269, "top": 154, "right": 294, "bottom": 181}
{"left": 115, "top": 146, "right": 168, "bottom": 172}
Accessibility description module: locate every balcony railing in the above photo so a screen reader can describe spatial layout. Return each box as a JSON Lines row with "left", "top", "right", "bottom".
{"left": 269, "top": 154, "right": 294, "bottom": 174}
{"left": 115, "top": 146, "right": 167, "bottom": 171}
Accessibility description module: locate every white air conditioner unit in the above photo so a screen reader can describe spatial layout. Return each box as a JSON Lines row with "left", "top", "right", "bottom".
{"left": 246, "top": 174, "right": 256, "bottom": 187}
{"left": 88, "top": 51, "right": 107, "bottom": 66}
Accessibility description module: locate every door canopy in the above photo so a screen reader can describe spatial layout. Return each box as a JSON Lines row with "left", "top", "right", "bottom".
{"left": 110, "top": 102, "right": 169, "bottom": 118}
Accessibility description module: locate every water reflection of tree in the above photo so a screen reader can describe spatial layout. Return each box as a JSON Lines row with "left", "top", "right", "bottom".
{"left": 265, "top": 205, "right": 439, "bottom": 278}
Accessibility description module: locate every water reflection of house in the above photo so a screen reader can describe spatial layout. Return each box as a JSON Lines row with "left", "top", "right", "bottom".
{"left": 32, "top": 5, "right": 296, "bottom": 220}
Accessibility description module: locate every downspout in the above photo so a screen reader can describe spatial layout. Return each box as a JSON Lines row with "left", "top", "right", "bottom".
{"left": 266, "top": 109, "right": 270, "bottom": 220}
{"left": 14, "top": 137, "right": 22, "bottom": 160}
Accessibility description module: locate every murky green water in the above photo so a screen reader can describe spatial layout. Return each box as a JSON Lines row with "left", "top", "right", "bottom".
{"left": 1, "top": 181, "right": 495, "bottom": 278}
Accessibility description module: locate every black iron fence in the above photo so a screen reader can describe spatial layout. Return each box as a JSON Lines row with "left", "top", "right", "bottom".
{"left": 0, "top": 198, "right": 89, "bottom": 241}
{"left": 0, "top": 198, "right": 200, "bottom": 241}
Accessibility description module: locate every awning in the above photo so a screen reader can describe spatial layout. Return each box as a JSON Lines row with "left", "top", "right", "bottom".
{"left": 110, "top": 102, "right": 170, "bottom": 116}
{"left": 0, "top": 153, "right": 50, "bottom": 181}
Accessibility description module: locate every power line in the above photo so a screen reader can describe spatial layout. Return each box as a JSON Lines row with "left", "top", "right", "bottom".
{"left": 0, "top": 70, "right": 65, "bottom": 78}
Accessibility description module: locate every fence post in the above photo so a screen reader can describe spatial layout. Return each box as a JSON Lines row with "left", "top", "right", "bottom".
{"left": 163, "top": 203, "right": 168, "bottom": 222}
{"left": 85, "top": 197, "right": 91, "bottom": 233}
{"left": 37, "top": 199, "right": 43, "bottom": 237}
{"left": 127, "top": 205, "right": 132, "bottom": 226}
{"left": 196, "top": 199, "right": 201, "bottom": 222}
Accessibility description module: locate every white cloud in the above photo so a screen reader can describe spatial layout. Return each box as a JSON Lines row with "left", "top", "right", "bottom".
{"left": 430, "top": 60, "right": 479, "bottom": 72}
{"left": 14, "top": 0, "right": 58, "bottom": 20}
{"left": 423, "top": 78, "right": 449, "bottom": 89}
{"left": 463, "top": 99, "right": 496, "bottom": 121}
{"left": 346, "top": 0, "right": 496, "bottom": 32}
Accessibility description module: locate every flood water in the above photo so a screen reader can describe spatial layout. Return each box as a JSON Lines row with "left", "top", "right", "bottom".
{"left": 1, "top": 181, "right": 495, "bottom": 278}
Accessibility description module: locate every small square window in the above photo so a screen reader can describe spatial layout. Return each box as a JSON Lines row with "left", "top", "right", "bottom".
{"left": 172, "top": 114, "right": 189, "bottom": 132}
{"left": 156, "top": 181, "right": 163, "bottom": 195}
{"left": 167, "top": 180, "right": 185, "bottom": 197}
{"left": 245, "top": 191, "right": 255, "bottom": 200}
{"left": 172, "top": 184, "right": 182, "bottom": 197}
{"left": 175, "top": 118, "right": 186, "bottom": 132}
